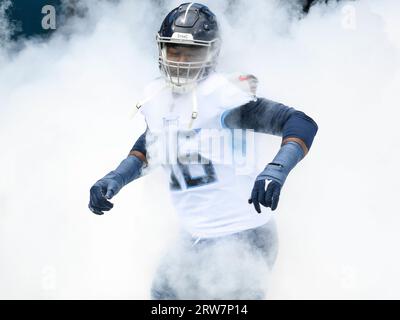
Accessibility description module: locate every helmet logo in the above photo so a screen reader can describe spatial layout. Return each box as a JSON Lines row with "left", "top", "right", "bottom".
{"left": 171, "top": 32, "right": 194, "bottom": 41}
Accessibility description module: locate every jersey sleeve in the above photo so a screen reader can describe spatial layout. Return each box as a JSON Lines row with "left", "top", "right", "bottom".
{"left": 221, "top": 97, "right": 318, "bottom": 150}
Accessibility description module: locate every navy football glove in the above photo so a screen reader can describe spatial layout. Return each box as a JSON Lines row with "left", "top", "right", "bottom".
{"left": 89, "top": 155, "right": 144, "bottom": 215}
{"left": 248, "top": 178, "right": 282, "bottom": 213}
{"left": 89, "top": 179, "right": 119, "bottom": 215}
{"left": 249, "top": 141, "right": 304, "bottom": 213}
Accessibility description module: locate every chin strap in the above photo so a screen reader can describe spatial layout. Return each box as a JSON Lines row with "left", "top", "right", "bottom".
{"left": 188, "top": 85, "right": 198, "bottom": 129}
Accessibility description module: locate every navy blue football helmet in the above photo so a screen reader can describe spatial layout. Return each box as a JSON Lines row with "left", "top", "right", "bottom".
{"left": 157, "top": 3, "right": 221, "bottom": 92}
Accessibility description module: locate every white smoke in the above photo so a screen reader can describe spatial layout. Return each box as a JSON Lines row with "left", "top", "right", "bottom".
{"left": 150, "top": 224, "right": 276, "bottom": 299}
{"left": 0, "top": 0, "right": 399, "bottom": 299}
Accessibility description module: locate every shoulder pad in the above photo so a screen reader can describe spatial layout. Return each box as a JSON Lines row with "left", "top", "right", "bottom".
{"left": 135, "top": 77, "right": 166, "bottom": 110}
{"left": 130, "top": 77, "right": 166, "bottom": 118}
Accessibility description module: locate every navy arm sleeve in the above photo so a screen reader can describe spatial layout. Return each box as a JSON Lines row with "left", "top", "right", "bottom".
{"left": 129, "top": 128, "right": 147, "bottom": 156}
{"left": 222, "top": 97, "right": 318, "bottom": 151}
{"left": 282, "top": 110, "right": 318, "bottom": 151}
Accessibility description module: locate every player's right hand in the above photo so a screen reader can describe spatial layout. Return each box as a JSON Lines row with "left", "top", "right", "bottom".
{"left": 88, "top": 179, "right": 119, "bottom": 215}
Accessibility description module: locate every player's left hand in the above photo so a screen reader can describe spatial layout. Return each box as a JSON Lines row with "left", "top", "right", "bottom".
{"left": 248, "top": 179, "right": 282, "bottom": 213}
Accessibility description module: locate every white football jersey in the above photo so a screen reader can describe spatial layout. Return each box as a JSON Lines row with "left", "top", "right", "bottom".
{"left": 139, "top": 72, "right": 272, "bottom": 238}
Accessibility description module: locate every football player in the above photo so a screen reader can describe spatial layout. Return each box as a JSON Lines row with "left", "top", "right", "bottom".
{"left": 89, "top": 2, "right": 318, "bottom": 299}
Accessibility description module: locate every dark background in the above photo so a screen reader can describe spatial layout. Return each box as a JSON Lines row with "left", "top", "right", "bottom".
{"left": 3, "top": 0, "right": 328, "bottom": 40}
{"left": 4, "top": 0, "right": 62, "bottom": 39}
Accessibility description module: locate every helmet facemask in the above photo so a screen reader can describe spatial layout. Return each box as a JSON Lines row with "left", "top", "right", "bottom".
{"left": 157, "top": 34, "right": 220, "bottom": 93}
